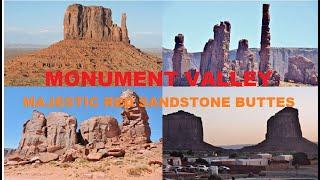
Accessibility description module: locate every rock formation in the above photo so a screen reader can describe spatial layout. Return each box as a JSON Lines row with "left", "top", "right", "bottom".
{"left": 5, "top": 4, "right": 161, "bottom": 86}
{"left": 7, "top": 89, "right": 155, "bottom": 165}
{"left": 119, "top": 89, "right": 151, "bottom": 143}
{"left": 17, "top": 110, "right": 47, "bottom": 157}
{"left": 237, "top": 39, "right": 257, "bottom": 74}
{"left": 200, "top": 21, "right": 231, "bottom": 84}
{"left": 284, "top": 55, "right": 318, "bottom": 85}
{"left": 242, "top": 107, "right": 318, "bottom": 155}
{"left": 163, "top": 110, "right": 222, "bottom": 152}
{"left": 80, "top": 116, "right": 121, "bottom": 146}
{"left": 258, "top": 4, "right": 271, "bottom": 81}
{"left": 46, "top": 112, "right": 77, "bottom": 151}
{"left": 164, "top": 48, "right": 318, "bottom": 84}
{"left": 64, "top": 4, "right": 129, "bottom": 43}
{"left": 171, "top": 34, "right": 191, "bottom": 86}
{"left": 121, "top": 13, "right": 130, "bottom": 43}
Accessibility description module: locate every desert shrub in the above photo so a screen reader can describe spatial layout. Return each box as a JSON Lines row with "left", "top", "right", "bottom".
{"left": 127, "top": 165, "right": 152, "bottom": 176}
{"left": 90, "top": 165, "right": 105, "bottom": 172}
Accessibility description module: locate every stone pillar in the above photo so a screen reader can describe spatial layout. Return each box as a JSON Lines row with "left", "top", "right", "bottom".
{"left": 259, "top": 4, "right": 271, "bottom": 85}
{"left": 121, "top": 13, "right": 130, "bottom": 44}
{"left": 200, "top": 21, "right": 231, "bottom": 83}
{"left": 172, "top": 34, "right": 190, "bottom": 86}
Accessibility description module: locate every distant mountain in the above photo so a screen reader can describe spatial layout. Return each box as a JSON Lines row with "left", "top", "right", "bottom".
{"left": 220, "top": 144, "right": 254, "bottom": 150}
{"left": 4, "top": 148, "right": 15, "bottom": 157}
{"left": 163, "top": 47, "right": 318, "bottom": 80}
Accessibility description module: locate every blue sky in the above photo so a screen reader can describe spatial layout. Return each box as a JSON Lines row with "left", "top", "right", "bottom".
{"left": 4, "top": 1, "right": 164, "bottom": 48}
{"left": 5, "top": 1, "right": 318, "bottom": 51}
{"left": 163, "top": 1, "right": 318, "bottom": 51}
{"left": 4, "top": 87, "right": 162, "bottom": 148}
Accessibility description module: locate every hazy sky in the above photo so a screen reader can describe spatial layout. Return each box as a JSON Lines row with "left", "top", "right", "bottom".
{"left": 5, "top": 1, "right": 318, "bottom": 51}
{"left": 163, "top": 87, "right": 318, "bottom": 146}
{"left": 163, "top": 1, "right": 318, "bottom": 52}
{"left": 4, "top": 87, "right": 162, "bottom": 148}
{"left": 4, "top": 1, "right": 163, "bottom": 48}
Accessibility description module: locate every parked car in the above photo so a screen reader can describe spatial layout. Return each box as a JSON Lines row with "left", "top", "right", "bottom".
{"left": 197, "top": 165, "right": 209, "bottom": 172}
{"left": 185, "top": 165, "right": 197, "bottom": 172}
{"left": 171, "top": 165, "right": 183, "bottom": 172}
{"left": 218, "top": 166, "right": 230, "bottom": 173}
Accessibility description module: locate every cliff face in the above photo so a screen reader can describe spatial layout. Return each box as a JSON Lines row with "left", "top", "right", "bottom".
{"left": 284, "top": 56, "right": 318, "bottom": 85}
{"left": 64, "top": 4, "right": 129, "bottom": 43}
{"left": 163, "top": 110, "right": 221, "bottom": 152}
{"left": 241, "top": 107, "right": 318, "bottom": 155}
{"left": 265, "top": 108, "right": 302, "bottom": 139}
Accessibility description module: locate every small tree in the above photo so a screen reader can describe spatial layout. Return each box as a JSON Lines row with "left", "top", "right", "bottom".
{"left": 292, "top": 152, "right": 310, "bottom": 166}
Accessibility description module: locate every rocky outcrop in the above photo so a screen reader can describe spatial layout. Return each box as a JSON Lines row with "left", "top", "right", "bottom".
{"left": 17, "top": 110, "right": 47, "bottom": 157}
{"left": 64, "top": 4, "right": 129, "bottom": 43}
{"left": 242, "top": 107, "right": 318, "bottom": 155}
{"left": 200, "top": 21, "right": 231, "bottom": 83}
{"left": 284, "top": 55, "right": 318, "bottom": 85}
{"left": 46, "top": 112, "right": 77, "bottom": 151}
{"left": 8, "top": 90, "right": 155, "bottom": 165}
{"left": 120, "top": 89, "right": 151, "bottom": 143}
{"left": 163, "top": 110, "right": 222, "bottom": 152}
{"left": 80, "top": 116, "right": 121, "bottom": 145}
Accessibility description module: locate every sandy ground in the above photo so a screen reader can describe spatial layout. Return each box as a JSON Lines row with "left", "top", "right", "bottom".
{"left": 5, "top": 144, "right": 162, "bottom": 180}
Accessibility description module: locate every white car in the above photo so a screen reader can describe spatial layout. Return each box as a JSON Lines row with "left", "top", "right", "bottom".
{"left": 197, "top": 165, "right": 208, "bottom": 172}
{"left": 218, "top": 166, "right": 230, "bottom": 172}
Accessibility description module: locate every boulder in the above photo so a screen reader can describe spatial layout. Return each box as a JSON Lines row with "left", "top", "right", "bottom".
{"left": 39, "top": 152, "right": 59, "bottom": 163}
{"left": 87, "top": 152, "right": 103, "bottom": 161}
{"left": 107, "top": 148, "right": 125, "bottom": 157}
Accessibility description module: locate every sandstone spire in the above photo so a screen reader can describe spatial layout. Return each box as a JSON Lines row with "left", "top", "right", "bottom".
{"left": 172, "top": 34, "right": 191, "bottom": 86}
{"left": 200, "top": 21, "right": 231, "bottom": 82}
{"left": 236, "top": 39, "right": 256, "bottom": 77}
{"left": 258, "top": 4, "right": 271, "bottom": 85}
{"left": 121, "top": 13, "right": 130, "bottom": 43}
